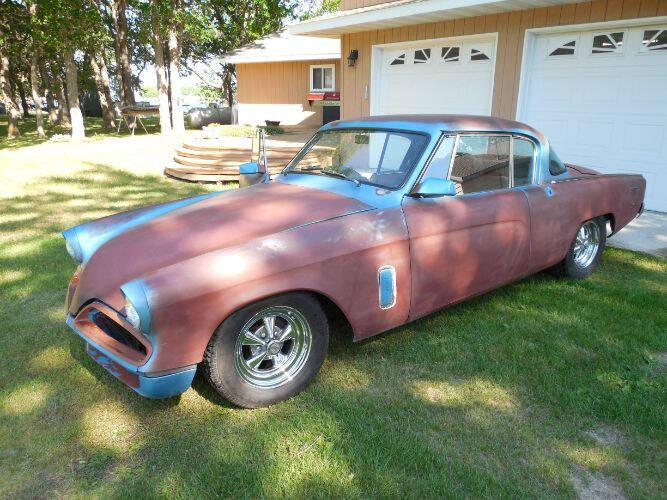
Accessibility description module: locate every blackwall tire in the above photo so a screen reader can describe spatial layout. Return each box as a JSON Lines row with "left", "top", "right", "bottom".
{"left": 203, "top": 293, "right": 329, "bottom": 408}
{"left": 550, "top": 216, "right": 606, "bottom": 279}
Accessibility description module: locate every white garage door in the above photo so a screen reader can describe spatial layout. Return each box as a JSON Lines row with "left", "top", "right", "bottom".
{"left": 519, "top": 25, "right": 667, "bottom": 212}
{"left": 373, "top": 36, "right": 496, "bottom": 116}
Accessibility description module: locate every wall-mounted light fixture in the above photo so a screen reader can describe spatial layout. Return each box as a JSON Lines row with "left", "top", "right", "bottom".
{"left": 347, "top": 50, "right": 358, "bottom": 67}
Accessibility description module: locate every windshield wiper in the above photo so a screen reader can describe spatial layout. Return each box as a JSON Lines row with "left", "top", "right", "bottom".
{"left": 319, "top": 169, "right": 360, "bottom": 186}
{"left": 296, "top": 165, "right": 360, "bottom": 186}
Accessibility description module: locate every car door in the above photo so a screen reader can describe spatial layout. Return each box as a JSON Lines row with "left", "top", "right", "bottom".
{"left": 402, "top": 133, "right": 532, "bottom": 321}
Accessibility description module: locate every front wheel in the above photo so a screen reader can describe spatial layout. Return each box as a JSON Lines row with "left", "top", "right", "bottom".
{"left": 551, "top": 216, "right": 606, "bottom": 279}
{"left": 203, "top": 293, "right": 329, "bottom": 408}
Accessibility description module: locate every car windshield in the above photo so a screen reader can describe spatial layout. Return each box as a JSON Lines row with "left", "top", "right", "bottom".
{"left": 285, "top": 129, "right": 429, "bottom": 189}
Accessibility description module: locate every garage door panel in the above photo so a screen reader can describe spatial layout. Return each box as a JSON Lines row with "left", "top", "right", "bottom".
{"left": 575, "top": 120, "right": 614, "bottom": 149}
{"left": 521, "top": 24, "right": 667, "bottom": 212}
{"left": 630, "top": 75, "right": 667, "bottom": 106}
{"left": 375, "top": 37, "right": 496, "bottom": 117}
{"left": 525, "top": 76, "right": 575, "bottom": 111}
{"left": 623, "top": 122, "right": 666, "bottom": 164}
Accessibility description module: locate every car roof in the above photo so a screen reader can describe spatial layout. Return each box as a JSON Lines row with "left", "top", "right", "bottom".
{"left": 321, "top": 114, "right": 545, "bottom": 143}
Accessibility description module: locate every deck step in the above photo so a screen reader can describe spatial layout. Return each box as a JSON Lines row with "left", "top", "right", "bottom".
{"left": 173, "top": 155, "right": 290, "bottom": 169}
{"left": 176, "top": 147, "right": 300, "bottom": 162}
{"left": 175, "top": 147, "right": 253, "bottom": 160}
{"left": 164, "top": 162, "right": 283, "bottom": 183}
{"left": 182, "top": 141, "right": 302, "bottom": 154}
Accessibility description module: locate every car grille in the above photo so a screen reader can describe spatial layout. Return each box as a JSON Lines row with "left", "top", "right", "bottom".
{"left": 90, "top": 309, "right": 147, "bottom": 356}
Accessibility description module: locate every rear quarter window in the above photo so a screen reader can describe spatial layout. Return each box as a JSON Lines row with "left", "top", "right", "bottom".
{"left": 549, "top": 148, "right": 567, "bottom": 176}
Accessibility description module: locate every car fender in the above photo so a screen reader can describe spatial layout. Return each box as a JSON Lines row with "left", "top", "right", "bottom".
{"left": 137, "top": 207, "right": 412, "bottom": 372}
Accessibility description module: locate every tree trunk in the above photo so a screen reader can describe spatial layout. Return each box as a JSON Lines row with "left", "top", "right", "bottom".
{"left": 151, "top": 18, "right": 171, "bottom": 134}
{"left": 0, "top": 52, "right": 21, "bottom": 138}
{"left": 64, "top": 50, "right": 85, "bottom": 140}
{"left": 89, "top": 50, "right": 115, "bottom": 130}
{"left": 30, "top": 50, "right": 45, "bottom": 138}
{"left": 14, "top": 74, "right": 30, "bottom": 118}
{"left": 109, "top": 0, "right": 135, "bottom": 107}
{"left": 51, "top": 62, "right": 70, "bottom": 126}
{"left": 222, "top": 64, "right": 234, "bottom": 107}
{"left": 168, "top": 25, "right": 184, "bottom": 133}
{"left": 95, "top": 51, "right": 118, "bottom": 118}
{"left": 28, "top": 2, "right": 45, "bottom": 137}
{"left": 39, "top": 60, "right": 57, "bottom": 124}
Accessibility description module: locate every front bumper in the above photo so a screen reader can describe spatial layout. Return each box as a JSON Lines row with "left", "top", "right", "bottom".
{"left": 66, "top": 314, "right": 196, "bottom": 398}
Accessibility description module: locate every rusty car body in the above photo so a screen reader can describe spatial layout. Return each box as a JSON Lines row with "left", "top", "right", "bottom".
{"left": 63, "top": 115, "right": 646, "bottom": 407}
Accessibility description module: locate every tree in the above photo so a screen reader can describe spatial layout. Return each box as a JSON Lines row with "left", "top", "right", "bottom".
{"left": 64, "top": 50, "right": 85, "bottom": 139}
{"left": 28, "top": 2, "right": 45, "bottom": 138}
{"left": 30, "top": 49, "right": 45, "bottom": 137}
{"left": 148, "top": 0, "right": 171, "bottom": 134}
{"left": 38, "top": 59, "right": 58, "bottom": 124}
{"left": 179, "top": 0, "right": 296, "bottom": 107}
{"left": 0, "top": 51, "right": 21, "bottom": 139}
{"left": 50, "top": 60, "right": 71, "bottom": 126}
{"left": 168, "top": 0, "right": 184, "bottom": 133}
{"left": 89, "top": 50, "right": 115, "bottom": 129}
{"left": 300, "top": 0, "right": 340, "bottom": 20}
{"left": 108, "top": 0, "right": 135, "bottom": 106}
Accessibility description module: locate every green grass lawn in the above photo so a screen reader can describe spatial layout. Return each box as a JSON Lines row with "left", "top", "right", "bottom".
{"left": 0, "top": 135, "right": 665, "bottom": 498}
{"left": 0, "top": 114, "right": 161, "bottom": 150}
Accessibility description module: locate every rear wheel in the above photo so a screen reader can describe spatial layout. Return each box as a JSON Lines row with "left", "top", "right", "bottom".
{"left": 551, "top": 216, "right": 606, "bottom": 279}
{"left": 203, "top": 293, "right": 328, "bottom": 408}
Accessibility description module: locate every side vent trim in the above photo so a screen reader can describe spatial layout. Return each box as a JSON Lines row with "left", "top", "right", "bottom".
{"left": 378, "top": 265, "right": 397, "bottom": 310}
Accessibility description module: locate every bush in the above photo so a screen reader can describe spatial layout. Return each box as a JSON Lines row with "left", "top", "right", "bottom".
{"left": 201, "top": 124, "right": 285, "bottom": 138}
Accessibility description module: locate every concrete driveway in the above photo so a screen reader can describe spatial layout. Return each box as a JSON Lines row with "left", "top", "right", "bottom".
{"left": 607, "top": 211, "right": 667, "bottom": 258}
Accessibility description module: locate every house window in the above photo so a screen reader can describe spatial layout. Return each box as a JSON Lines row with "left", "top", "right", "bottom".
{"left": 390, "top": 53, "right": 406, "bottom": 65}
{"left": 413, "top": 48, "right": 431, "bottom": 64}
{"left": 641, "top": 29, "right": 667, "bottom": 51}
{"left": 310, "top": 65, "right": 335, "bottom": 92}
{"left": 549, "top": 39, "right": 576, "bottom": 56}
{"left": 592, "top": 32, "right": 624, "bottom": 54}
{"left": 441, "top": 46, "right": 460, "bottom": 62}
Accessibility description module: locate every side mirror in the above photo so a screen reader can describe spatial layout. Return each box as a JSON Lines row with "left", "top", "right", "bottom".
{"left": 239, "top": 161, "right": 267, "bottom": 188}
{"left": 239, "top": 161, "right": 260, "bottom": 175}
{"left": 412, "top": 177, "right": 457, "bottom": 198}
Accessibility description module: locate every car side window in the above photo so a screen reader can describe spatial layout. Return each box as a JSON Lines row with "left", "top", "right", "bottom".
{"left": 549, "top": 148, "right": 567, "bottom": 176}
{"left": 421, "top": 135, "right": 455, "bottom": 179}
{"left": 450, "top": 135, "right": 510, "bottom": 194}
{"left": 513, "top": 137, "right": 535, "bottom": 186}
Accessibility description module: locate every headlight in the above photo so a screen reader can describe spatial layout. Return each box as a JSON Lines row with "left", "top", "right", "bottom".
{"left": 120, "top": 280, "right": 151, "bottom": 335}
{"left": 63, "top": 229, "right": 83, "bottom": 263}
{"left": 124, "top": 297, "right": 141, "bottom": 330}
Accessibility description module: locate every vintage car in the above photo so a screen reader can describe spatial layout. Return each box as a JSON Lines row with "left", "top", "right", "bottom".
{"left": 63, "top": 115, "right": 645, "bottom": 408}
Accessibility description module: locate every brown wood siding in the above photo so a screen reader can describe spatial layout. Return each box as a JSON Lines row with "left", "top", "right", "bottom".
{"left": 236, "top": 59, "right": 340, "bottom": 126}
{"left": 342, "top": 0, "right": 394, "bottom": 10}
{"left": 340, "top": 0, "right": 661, "bottom": 120}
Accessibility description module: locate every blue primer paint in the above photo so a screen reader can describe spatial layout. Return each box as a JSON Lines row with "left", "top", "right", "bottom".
{"left": 545, "top": 186, "right": 555, "bottom": 197}
{"left": 75, "top": 318, "right": 195, "bottom": 398}
{"left": 378, "top": 266, "right": 396, "bottom": 309}
{"left": 135, "top": 368, "right": 196, "bottom": 399}
{"left": 120, "top": 278, "right": 165, "bottom": 373}
{"left": 311, "top": 116, "right": 570, "bottom": 189}
{"left": 63, "top": 191, "right": 222, "bottom": 264}
{"left": 68, "top": 315, "right": 138, "bottom": 373}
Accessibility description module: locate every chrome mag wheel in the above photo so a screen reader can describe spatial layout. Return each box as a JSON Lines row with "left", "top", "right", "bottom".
{"left": 573, "top": 220, "right": 601, "bottom": 268}
{"left": 234, "top": 305, "right": 312, "bottom": 388}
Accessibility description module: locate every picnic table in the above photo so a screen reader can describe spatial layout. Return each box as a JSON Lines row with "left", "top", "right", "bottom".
{"left": 117, "top": 105, "right": 160, "bottom": 135}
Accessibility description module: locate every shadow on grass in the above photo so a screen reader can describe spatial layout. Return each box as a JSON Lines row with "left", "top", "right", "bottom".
{"left": 0, "top": 163, "right": 665, "bottom": 497}
{"left": 0, "top": 114, "right": 165, "bottom": 151}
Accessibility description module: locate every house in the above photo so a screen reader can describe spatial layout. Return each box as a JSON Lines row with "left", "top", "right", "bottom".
{"left": 227, "top": 1, "right": 666, "bottom": 212}
{"left": 222, "top": 30, "right": 341, "bottom": 128}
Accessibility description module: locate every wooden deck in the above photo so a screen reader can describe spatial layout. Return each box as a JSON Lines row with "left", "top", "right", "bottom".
{"left": 164, "top": 131, "right": 315, "bottom": 183}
